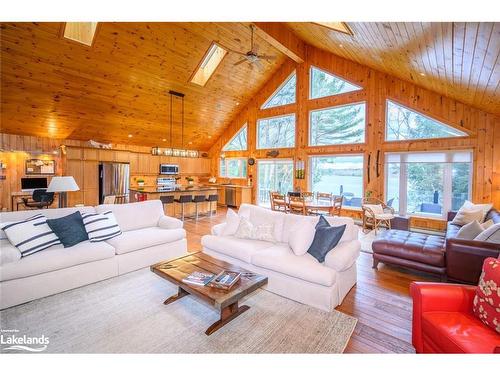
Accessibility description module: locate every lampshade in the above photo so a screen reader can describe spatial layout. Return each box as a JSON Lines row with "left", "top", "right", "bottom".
{"left": 47, "top": 176, "right": 80, "bottom": 192}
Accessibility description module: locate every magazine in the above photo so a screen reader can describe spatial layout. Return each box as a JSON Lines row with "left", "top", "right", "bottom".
{"left": 182, "top": 271, "right": 215, "bottom": 286}
{"left": 208, "top": 271, "right": 241, "bottom": 290}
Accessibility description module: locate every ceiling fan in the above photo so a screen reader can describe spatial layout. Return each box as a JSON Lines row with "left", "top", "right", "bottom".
{"left": 229, "top": 25, "right": 276, "bottom": 70}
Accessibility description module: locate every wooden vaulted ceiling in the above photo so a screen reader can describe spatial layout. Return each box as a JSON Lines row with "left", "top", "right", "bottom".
{"left": 0, "top": 22, "right": 287, "bottom": 150}
{"left": 288, "top": 22, "right": 500, "bottom": 115}
{"left": 1, "top": 22, "right": 499, "bottom": 151}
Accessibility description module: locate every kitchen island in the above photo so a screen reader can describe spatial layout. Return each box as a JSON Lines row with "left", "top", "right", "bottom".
{"left": 129, "top": 186, "right": 220, "bottom": 218}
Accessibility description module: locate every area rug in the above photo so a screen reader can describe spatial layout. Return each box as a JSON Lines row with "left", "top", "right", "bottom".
{"left": 0, "top": 268, "right": 357, "bottom": 353}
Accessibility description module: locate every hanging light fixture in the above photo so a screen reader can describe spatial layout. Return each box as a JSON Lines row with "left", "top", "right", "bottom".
{"left": 153, "top": 90, "right": 200, "bottom": 158}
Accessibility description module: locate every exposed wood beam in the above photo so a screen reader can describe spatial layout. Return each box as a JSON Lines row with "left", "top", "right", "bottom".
{"left": 253, "top": 22, "right": 305, "bottom": 63}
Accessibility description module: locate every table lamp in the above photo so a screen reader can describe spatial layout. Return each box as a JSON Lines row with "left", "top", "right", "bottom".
{"left": 47, "top": 176, "right": 80, "bottom": 208}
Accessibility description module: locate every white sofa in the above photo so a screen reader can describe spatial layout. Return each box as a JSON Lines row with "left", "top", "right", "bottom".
{"left": 0, "top": 200, "right": 187, "bottom": 309}
{"left": 201, "top": 204, "right": 360, "bottom": 311}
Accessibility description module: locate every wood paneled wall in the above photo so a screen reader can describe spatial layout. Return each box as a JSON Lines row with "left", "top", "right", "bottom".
{"left": 209, "top": 45, "right": 500, "bottom": 231}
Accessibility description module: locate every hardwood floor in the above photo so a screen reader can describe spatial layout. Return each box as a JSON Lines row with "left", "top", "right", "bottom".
{"left": 182, "top": 207, "right": 438, "bottom": 354}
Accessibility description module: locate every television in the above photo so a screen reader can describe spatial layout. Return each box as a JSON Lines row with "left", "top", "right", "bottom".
{"left": 21, "top": 177, "right": 48, "bottom": 192}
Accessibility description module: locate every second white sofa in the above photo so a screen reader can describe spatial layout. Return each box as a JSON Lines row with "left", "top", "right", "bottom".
{"left": 201, "top": 204, "right": 361, "bottom": 311}
{"left": 0, "top": 200, "right": 187, "bottom": 309}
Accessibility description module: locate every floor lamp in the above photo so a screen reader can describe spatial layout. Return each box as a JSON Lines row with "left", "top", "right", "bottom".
{"left": 47, "top": 176, "right": 80, "bottom": 208}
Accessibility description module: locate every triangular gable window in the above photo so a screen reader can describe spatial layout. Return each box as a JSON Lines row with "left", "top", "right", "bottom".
{"left": 222, "top": 124, "right": 248, "bottom": 151}
{"left": 261, "top": 71, "right": 296, "bottom": 109}
{"left": 310, "top": 66, "right": 361, "bottom": 99}
{"left": 386, "top": 100, "right": 467, "bottom": 141}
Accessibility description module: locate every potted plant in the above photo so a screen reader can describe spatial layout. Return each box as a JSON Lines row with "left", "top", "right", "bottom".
{"left": 137, "top": 178, "right": 145, "bottom": 187}
{"left": 185, "top": 176, "right": 194, "bottom": 186}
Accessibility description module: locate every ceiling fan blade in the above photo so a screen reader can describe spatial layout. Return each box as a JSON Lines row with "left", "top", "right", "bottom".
{"left": 233, "top": 59, "right": 247, "bottom": 66}
{"left": 254, "top": 59, "right": 264, "bottom": 71}
{"left": 258, "top": 54, "right": 276, "bottom": 61}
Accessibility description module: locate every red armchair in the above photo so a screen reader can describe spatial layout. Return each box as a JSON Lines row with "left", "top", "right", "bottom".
{"left": 410, "top": 282, "right": 500, "bottom": 353}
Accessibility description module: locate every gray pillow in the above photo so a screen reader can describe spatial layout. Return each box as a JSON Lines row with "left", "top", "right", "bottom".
{"left": 451, "top": 208, "right": 484, "bottom": 226}
{"left": 307, "top": 216, "right": 346, "bottom": 263}
{"left": 474, "top": 223, "right": 500, "bottom": 243}
{"left": 456, "top": 220, "right": 484, "bottom": 240}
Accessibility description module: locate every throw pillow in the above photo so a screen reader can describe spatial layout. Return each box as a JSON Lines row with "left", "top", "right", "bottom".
{"left": 47, "top": 211, "right": 89, "bottom": 248}
{"left": 0, "top": 214, "right": 61, "bottom": 257}
{"left": 81, "top": 211, "right": 122, "bottom": 242}
{"left": 460, "top": 200, "right": 493, "bottom": 223}
{"left": 474, "top": 223, "right": 500, "bottom": 244}
{"left": 288, "top": 221, "right": 316, "bottom": 256}
{"left": 456, "top": 220, "right": 484, "bottom": 240}
{"left": 221, "top": 208, "right": 240, "bottom": 236}
{"left": 472, "top": 257, "right": 500, "bottom": 334}
{"left": 451, "top": 208, "right": 484, "bottom": 226}
{"left": 307, "top": 216, "right": 346, "bottom": 263}
{"left": 482, "top": 219, "right": 494, "bottom": 230}
{"left": 234, "top": 217, "right": 275, "bottom": 242}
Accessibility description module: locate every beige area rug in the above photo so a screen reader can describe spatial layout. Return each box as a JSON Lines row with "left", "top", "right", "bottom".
{"left": 357, "top": 225, "right": 387, "bottom": 254}
{"left": 0, "top": 268, "right": 357, "bottom": 354}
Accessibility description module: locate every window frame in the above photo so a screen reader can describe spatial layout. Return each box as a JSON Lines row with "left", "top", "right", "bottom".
{"left": 260, "top": 70, "right": 297, "bottom": 109}
{"left": 219, "top": 157, "right": 248, "bottom": 179}
{"left": 222, "top": 123, "right": 248, "bottom": 151}
{"left": 256, "top": 113, "right": 296, "bottom": 150}
{"left": 384, "top": 99, "right": 469, "bottom": 142}
{"left": 308, "top": 101, "right": 367, "bottom": 147}
{"left": 384, "top": 150, "right": 473, "bottom": 219}
{"left": 309, "top": 65, "right": 362, "bottom": 100}
{"left": 308, "top": 153, "right": 365, "bottom": 211}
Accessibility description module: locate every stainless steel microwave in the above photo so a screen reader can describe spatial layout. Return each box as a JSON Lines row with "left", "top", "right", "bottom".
{"left": 159, "top": 164, "right": 179, "bottom": 175}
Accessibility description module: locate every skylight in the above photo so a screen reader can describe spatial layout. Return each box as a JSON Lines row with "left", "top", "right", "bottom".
{"left": 63, "top": 22, "right": 98, "bottom": 46}
{"left": 190, "top": 42, "right": 228, "bottom": 87}
{"left": 313, "top": 22, "right": 353, "bottom": 36}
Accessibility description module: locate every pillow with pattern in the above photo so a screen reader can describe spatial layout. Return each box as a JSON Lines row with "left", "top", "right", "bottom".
{"left": 473, "top": 257, "right": 500, "bottom": 334}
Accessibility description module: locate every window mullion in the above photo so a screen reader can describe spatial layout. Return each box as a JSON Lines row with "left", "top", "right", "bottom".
{"left": 400, "top": 155, "right": 408, "bottom": 216}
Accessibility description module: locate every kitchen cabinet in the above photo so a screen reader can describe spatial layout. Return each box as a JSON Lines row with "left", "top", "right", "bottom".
{"left": 65, "top": 159, "right": 84, "bottom": 206}
{"left": 83, "top": 161, "right": 99, "bottom": 190}
{"left": 114, "top": 150, "right": 130, "bottom": 163}
{"left": 98, "top": 150, "right": 114, "bottom": 162}
{"left": 66, "top": 147, "right": 82, "bottom": 160}
{"left": 148, "top": 155, "right": 159, "bottom": 175}
{"left": 129, "top": 153, "right": 139, "bottom": 174}
{"left": 83, "top": 148, "right": 98, "bottom": 160}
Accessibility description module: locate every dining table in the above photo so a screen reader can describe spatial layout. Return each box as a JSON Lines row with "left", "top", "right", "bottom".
{"left": 285, "top": 196, "right": 339, "bottom": 215}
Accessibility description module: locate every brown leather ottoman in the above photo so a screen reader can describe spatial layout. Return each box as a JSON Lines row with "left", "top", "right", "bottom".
{"left": 372, "top": 230, "right": 446, "bottom": 278}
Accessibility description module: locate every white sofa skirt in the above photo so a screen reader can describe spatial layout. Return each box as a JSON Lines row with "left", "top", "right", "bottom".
{"left": 203, "top": 248, "right": 357, "bottom": 312}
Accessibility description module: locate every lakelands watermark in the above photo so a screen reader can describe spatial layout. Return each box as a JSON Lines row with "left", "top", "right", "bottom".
{"left": 0, "top": 329, "right": 49, "bottom": 352}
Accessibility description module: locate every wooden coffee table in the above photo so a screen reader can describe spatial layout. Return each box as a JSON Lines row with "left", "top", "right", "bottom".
{"left": 151, "top": 252, "right": 268, "bottom": 335}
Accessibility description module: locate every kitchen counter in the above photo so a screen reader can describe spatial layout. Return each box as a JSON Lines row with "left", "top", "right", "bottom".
{"left": 206, "top": 184, "right": 252, "bottom": 189}
{"left": 129, "top": 186, "right": 219, "bottom": 194}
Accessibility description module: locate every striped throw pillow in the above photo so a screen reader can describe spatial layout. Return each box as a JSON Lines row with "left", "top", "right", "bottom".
{"left": 0, "top": 214, "right": 61, "bottom": 257}
{"left": 81, "top": 211, "right": 122, "bottom": 242}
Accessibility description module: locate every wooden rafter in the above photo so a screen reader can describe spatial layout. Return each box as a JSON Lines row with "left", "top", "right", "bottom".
{"left": 253, "top": 22, "right": 306, "bottom": 63}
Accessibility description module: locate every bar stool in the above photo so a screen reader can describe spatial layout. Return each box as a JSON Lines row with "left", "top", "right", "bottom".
{"left": 174, "top": 195, "right": 192, "bottom": 221}
{"left": 192, "top": 195, "right": 206, "bottom": 221}
{"left": 160, "top": 195, "right": 175, "bottom": 215}
{"left": 205, "top": 194, "right": 218, "bottom": 217}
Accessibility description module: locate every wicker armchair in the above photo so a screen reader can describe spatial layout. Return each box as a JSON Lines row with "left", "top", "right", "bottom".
{"left": 362, "top": 197, "right": 395, "bottom": 234}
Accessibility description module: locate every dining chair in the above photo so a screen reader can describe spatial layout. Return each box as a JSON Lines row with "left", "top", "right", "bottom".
{"left": 270, "top": 192, "right": 287, "bottom": 212}
{"left": 288, "top": 195, "right": 307, "bottom": 215}
{"left": 114, "top": 194, "right": 127, "bottom": 204}
{"left": 331, "top": 195, "right": 343, "bottom": 216}
{"left": 301, "top": 191, "right": 314, "bottom": 200}
{"left": 103, "top": 195, "right": 116, "bottom": 204}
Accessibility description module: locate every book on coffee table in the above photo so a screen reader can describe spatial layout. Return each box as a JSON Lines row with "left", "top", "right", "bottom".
{"left": 182, "top": 271, "right": 216, "bottom": 286}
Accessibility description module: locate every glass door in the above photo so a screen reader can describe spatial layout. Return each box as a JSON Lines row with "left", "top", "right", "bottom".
{"left": 257, "top": 159, "right": 294, "bottom": 207}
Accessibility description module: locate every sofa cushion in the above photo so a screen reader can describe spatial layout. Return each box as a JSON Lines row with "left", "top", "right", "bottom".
{"left": 288, "top": 219, "right": 316, "bottom": 256}
{"left": 96, "top": 200, "right": 164, "bottom": 232}
{"left": 307, "top": 216, "right": 346, "bottom": 263}
{"left": 451, "top": 208, "right": 484, "bottom": 226}
{"left": 201, "top": 235, "right": 274, "bottom": 263}
{"left": 251, "top": 244, "right": 337, "bottom": 287}
{"left": 82, "top": 211, "right": 122, "bottom": 242}
{"left": 422, "top": 311, "right": 500, "bottom": 353}
{"left": 106, "top": 227, "right": 186, "bottom": 255}
{"left": 238, "top": 204, "right": 284, "bottom": 242}
{"left": 474, "top": 223, "right": 500, "bottom": 243}
{"left": 461, "top": 200, "right": 494, "bottom": 223}
{"left": 0, "top": 241, "right": 115, "bottom": 281}
{"left": 221, "top": 208, "right": 240, "bottom": 236}
{"left": 324, "top": 240, "right": 361, "bottom": 272}
{"left": 0, "top": 240, "right": 21, "bottom": 265}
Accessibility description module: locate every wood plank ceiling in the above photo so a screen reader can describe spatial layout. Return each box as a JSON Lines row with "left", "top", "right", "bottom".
{"left": 287, "top": 22, "right": 500, "bottom": 115}
{"left": 0, "top": 22, "right": 287, "bottom": 150}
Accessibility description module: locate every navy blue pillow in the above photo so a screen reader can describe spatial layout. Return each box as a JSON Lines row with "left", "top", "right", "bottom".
{"left": 307, "top": 216, "right": 346, "bottom": 263}
{"left": 46, "top": 211, "right": 89, "bottom": 248}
